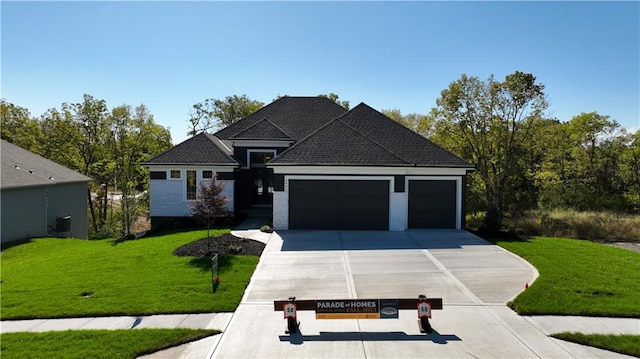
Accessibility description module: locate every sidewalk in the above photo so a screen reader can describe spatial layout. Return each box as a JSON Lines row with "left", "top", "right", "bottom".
{"left": 0, "top": 313, "right": 233, "bottom": 333}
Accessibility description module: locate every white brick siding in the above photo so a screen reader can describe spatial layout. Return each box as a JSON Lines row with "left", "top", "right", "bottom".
{"left": 389, "top": 192, "right": 407, "bottom": 231}
{"left": 148, "top": 166, "right": 235, "bottom": 217}
{"left": 273, "top": 191, "right": 288, "bottom": 230}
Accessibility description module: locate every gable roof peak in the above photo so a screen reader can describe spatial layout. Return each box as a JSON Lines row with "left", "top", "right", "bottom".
{"left": 215, "top": 96, "right": 347, "bottom": 141}
{"left": 228, "top": 118, "right": 293, "bottom": 140}
{"left": 142, "top": 132, "right": 238, "bottom": 166}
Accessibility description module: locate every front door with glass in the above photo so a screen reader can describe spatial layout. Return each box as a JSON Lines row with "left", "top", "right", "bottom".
{"left": 250, "top": 152, "right": 275, "bottom": 205}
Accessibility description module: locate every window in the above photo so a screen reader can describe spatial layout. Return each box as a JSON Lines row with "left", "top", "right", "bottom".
{"left": 186, "top": 170, "right": 197, "bottom": 200}
{"left": 170, "top": 170, "right": 181, "bottom": 179}
{"left": 203, "top": 170, "right": 213, "bottom": 179}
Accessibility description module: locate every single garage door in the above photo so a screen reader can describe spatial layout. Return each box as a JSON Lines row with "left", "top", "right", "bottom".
{"left": 408, "top": 180, "right": 457, "bottom": 229}
{"left": 289, "top": 180, "right": 389, "bottom": 230}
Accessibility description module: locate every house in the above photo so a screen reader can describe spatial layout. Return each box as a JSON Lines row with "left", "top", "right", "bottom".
{"left": 1, "top": 140, "right": 91, "bottom": 243}
{"left": 143, "top": 96, "right": 474, "bottom": 231}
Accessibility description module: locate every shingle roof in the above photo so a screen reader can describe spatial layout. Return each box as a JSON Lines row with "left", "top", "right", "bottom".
{"left": 215, "top": 96, "right": 348, "bottom": 141}
{"left": 269, "top": 103, "right": 473, "bottom": 168}
{"left": 228, "top": 118, "right": 293, "bottom": 141}
{"left": 142, "top": 132, "right": 238, "bottom": 166}
{"left": 1, "top": 140, "right": 91, "bottom": 189}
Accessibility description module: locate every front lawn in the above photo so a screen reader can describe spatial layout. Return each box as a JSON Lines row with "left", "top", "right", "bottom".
{"left": 0, "top": 329, "right": 219, "bottom": 359}
{"left": 0, "top": 229, "right": 259, "bottom": 319}
{"left": 552, "top": 333, "right": 640, "bottom": 358}
{"left": 494, "top": 236, "right": 640, "bottom": 357}
{"left": 494, "top": 237, "right": 640, "bottom": 317}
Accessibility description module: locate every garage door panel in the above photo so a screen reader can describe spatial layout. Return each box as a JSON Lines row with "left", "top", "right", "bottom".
{"left": 289, "top": 180, "right": 389, "bottom": 230}
{"left": 408, "top": 180, "right": 457, "bottom": 229}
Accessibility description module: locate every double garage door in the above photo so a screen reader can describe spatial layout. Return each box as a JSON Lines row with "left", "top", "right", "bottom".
{"left": 289, "top": 180, "right": 389, "bottom": 230}
{"left": 288, "top": 179, "right": 457, "bottom": 230}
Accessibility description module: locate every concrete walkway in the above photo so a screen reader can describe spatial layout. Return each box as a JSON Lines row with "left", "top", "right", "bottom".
{"left": 0, "top": 313, "right": 233, "bottom": 333}
{"left": 2, "top": 226, "right": 638, "bottom": 358}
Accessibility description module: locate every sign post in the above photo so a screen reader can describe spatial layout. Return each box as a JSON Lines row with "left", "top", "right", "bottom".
{"left": 284, "top": 297, "right": 298, "bottom": 334}
{"left": 417, "top": 294, "right": 433, "bottom": 333}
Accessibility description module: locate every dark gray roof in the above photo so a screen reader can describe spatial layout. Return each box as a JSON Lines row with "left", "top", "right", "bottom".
{"left": 215, "top": 96, "right": 348, "bottom": 141}
{"left": 228, "top": 118, "right": 293, "bottom": 141}
{"left": 1, "top": 140, "right": 91, "bottom": 189}
{"left": 269, "top": 103, "right": 473, "bottom": 168}
{"left": 142, "top": 132, "right": 238, "bottom": 166}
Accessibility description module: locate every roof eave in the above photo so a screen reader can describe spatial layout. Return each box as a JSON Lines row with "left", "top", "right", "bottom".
{"left": 268, "top": 163, "right": 473, "bottom": 168}
{"left": 142, "top": 162, "right": 239, "bottom": 167}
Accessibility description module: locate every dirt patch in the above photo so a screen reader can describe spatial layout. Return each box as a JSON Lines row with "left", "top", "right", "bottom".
{"left": 173, "top": 234, "right": 265, "bottom": 257}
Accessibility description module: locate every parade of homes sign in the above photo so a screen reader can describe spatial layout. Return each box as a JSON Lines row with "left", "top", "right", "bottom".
{"left": 315, "top": 299, "right": 399, "bottom": 319}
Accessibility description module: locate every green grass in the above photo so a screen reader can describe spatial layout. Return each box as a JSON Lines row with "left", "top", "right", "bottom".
{"left": 494, "top": 236, "right": 640, "bottom": 357}
{"left": 494, "top": 237, "right": 640, "bottom": 317}
{"left": 551, "top": 333, "right": 640, "bottom": 358}
{"left": 0, "top": 329, "right": 219, "bottom": 359}
{"left": 1, "top": 229, "right": 259, "bottom": 319}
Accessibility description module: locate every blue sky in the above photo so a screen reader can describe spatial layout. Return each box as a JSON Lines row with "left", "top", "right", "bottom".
{"left": 2, "top": 1, "right": 639, "bottom": 144}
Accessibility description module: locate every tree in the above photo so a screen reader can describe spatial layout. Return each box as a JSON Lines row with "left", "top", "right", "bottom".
{"left": 190, "top": 177, "right": 229, "bottom": 253}
{"left": 430, "top": 71, "right": 547, "bottom": 231}
{"left": 622, "top": 129, "right": 640, "bottom": 211}
{"left": 61, "top": 94, "right": 110, "bottom": 233}
{"left": 38, "top": 108, "right": 83, "bottom": 172}
{"left": 187, "top": 99, "right": 216, "bottom": 136}
{"left": 187, "top": 95, "right": 263, "bottom": 135}
{"left": 318, "top": 93, "right": 350, "bottom": 110}
{"left": 382, "top": 109, "right": 435, "bottom": 138}
{"left": 213, "top": 95, "right": 264, "bottom": 128}
{"left": 562, "top": 112, "right": 628, "bottom": 210}
{"left": 110, "top": 104, "right": 173, "bottom": 237}
{"left": 0, "top": 100, "right": 43, "bottom": 153}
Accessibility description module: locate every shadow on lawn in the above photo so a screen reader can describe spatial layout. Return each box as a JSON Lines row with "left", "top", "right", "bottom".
{"left": 187, "top": 255, "right": 235, "bottom": 275}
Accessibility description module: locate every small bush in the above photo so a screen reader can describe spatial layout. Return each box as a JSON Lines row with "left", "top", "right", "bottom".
{"left": 465, "top": 212, "right": 485, "bottom": 231}
{"left": 228, "top": 244, "right": 242, "bottom": 254}
{"left": 260, "top": 225, "right": 273, "bottom": 233}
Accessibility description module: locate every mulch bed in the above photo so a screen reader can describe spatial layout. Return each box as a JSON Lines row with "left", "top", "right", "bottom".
{"left": 173, "top": 233, "right": 266, "bottom": 257}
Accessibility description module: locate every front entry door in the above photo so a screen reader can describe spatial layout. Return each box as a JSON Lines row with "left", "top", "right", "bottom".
{"left": 250, "top": 152, "right": 275, "bottom": 205}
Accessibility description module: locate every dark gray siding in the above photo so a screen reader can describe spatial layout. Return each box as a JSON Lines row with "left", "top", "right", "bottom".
{"left": 1, "top": 182, "right": 88, "bottom": 243}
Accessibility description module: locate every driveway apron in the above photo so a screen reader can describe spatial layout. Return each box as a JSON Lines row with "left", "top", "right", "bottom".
{"left": 209, "top": 230, "right": 633, "bottom": 358}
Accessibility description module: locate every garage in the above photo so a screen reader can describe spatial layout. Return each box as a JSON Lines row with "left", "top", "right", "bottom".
{"left": 289, "top": 180, "right": 389, "bottom": 230}
{"left": 408, "top": 180, "right": 457, "bottom": 229}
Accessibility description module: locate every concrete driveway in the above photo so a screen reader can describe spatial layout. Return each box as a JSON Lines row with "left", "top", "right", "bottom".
{"left": 209, "top": 230, "right": 631, "bottom": 358}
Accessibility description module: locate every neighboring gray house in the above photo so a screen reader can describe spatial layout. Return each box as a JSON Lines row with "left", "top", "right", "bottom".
{"left": 1, "top": 140, "right": 91, "bottom": 243}
{"left": 144, "top": 97, "right": 474, "bottom": 231}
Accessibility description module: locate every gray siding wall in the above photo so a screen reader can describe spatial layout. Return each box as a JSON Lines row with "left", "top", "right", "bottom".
{"left": 1, "top": 182, "right": 88, "bottom": 243}
{"left": 1, "top": 187, "right": 47, "bottom": 242}
{"left": 47, "top": 183, "right": 89, "bottom": 239}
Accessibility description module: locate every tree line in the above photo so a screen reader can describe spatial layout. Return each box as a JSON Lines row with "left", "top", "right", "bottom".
{"left": 1, "top": 94, "right": 173, "bottom": 237}
{"left": 386, "top": 72, "right": 640, "bottom": 231}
